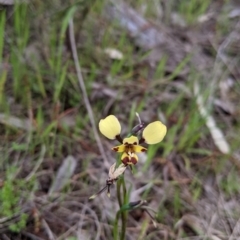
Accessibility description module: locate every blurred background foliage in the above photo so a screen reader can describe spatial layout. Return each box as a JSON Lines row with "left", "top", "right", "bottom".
{"left": 0, "top": 0, "right": 240, "bottom": 239}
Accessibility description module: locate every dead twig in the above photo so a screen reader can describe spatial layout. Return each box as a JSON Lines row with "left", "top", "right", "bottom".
{"left": 21, "top": 231, "right": 45, "bottom": 240}
{"left": 41, "top": 219, "right": 55, "bottom": 240}
{"left": 68, "top": 18, "right": 109, "bottom": 169}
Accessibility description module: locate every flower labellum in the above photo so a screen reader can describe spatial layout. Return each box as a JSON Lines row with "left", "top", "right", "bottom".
{"left": 112, "top": 136, "right": 147, "bottom": 165}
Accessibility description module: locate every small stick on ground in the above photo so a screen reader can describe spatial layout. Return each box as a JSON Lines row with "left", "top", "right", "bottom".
{"left": 68, "top": 18, "right": 109, "bottom": 169}
{"left": 42, "top": 219, "right": 55, "bottom": 240}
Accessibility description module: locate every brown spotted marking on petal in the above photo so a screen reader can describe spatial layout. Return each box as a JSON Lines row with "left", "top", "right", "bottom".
{"left": 141, "top": 148, "right": 146, "bottom": 152}
{"left": 113, "top": 147, "right": 119, "bottom": 152}
{"left": 122, "top": 156, "right": 130, "bottom": 165}
{"left": 131, "top": 157, "right": 138, "bottom": 165}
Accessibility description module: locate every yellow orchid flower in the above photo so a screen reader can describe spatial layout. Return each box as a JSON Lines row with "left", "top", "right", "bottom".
{"left": 99, "top": 115, "right": 167, "bottom": 165}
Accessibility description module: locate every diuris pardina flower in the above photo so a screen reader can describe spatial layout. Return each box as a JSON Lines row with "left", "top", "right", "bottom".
{"left": 99, "top": 115, "right": 167, "bottom": 166}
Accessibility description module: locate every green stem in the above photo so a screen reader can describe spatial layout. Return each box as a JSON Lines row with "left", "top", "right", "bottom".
{"left": 114, "top": 177, "right": 128, "bottom": 240}
{"left": 114, "top": 180, "right": 122, "bottom": 240}
{"left": 120, "top": 178, "right": 127, "bottom": 240}
{"left": 113, "top": 211, "right": 120, "bottom": 240}
{"left": 117, "top": 179, "right": 123, "bottom": 206}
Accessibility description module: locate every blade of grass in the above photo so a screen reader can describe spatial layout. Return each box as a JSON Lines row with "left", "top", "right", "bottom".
{"left": 0, "top": 69, "right": 7, "bottom": 104}
{"left": 166, "top": 54, "right": 192, "bottom": 82}
{"left": 54, "top": 63, "right": 68, "bottom": 102}
{"left": 154, "top": 55, "right": 168, "bottom": 79}
{"left": 35, "top": 65, "right": 47, "bottom": 98}
{"left": 0, "top": 9, "right": 6, "bottom": 63}
{"left": 56, "top": 6, "right": 77, "bottom": 77}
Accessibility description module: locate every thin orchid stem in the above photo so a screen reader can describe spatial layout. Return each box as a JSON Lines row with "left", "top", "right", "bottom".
{"left": 113, "top": 211, "right": 121, "bottom": 240}
{"left": 114, "top": 180, "right": 122, "bottom": 240}
{"left": 120, "top": 178, "right": 127, "bottom": 240}
{"left": 117, "top": 179, "right": 123, "bottom": 206}
{"left": 114, "top": 176, "right": 128, "bottom": 240}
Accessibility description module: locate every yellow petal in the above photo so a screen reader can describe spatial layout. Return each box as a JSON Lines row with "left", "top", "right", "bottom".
{"left": 123, "top": 136, "right": 139, "bottom": 145}
{"left": 99, "top": 115, "right": 121, "bottom": 140}
{"left": 112, "top": 144, "right": 125, "bottom": 152}
{"left": 142, "top": 121, "right": 167, "bottom": 144}
{"left": 133, "top": 145, "right": 147, "bottom": 153}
